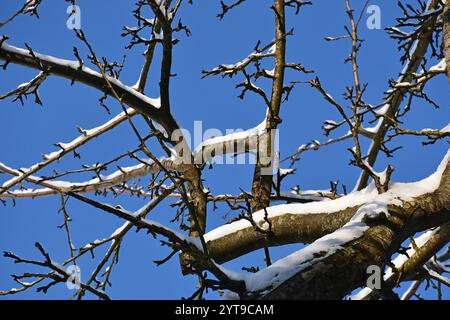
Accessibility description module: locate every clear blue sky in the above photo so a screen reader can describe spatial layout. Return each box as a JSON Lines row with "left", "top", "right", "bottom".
{"left": 0, "top": 0, "right": 449, "bottom": 299}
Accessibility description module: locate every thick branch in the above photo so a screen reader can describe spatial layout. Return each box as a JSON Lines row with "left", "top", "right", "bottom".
{"left": 260, "top": 152, "right": 450, "bottom": 299}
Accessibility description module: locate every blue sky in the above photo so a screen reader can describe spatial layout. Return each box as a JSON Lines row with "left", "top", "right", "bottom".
{"left": 0, "top": 0, "right": 449, "bottom": 299}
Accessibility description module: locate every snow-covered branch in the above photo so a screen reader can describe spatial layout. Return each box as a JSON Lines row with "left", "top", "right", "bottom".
{"left": 0, "top": 108, "right": 140, "bottom": 196}
{"left": 204, "top": 149, "right": 450, "bottom": 267}
{"left": 0, "top": 157, "right": 177, "bottom": 198}
{"left": 0, "top": 40, "right": 169, "bottom": 127}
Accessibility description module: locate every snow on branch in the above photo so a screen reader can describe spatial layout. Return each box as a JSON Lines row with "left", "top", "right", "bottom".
{"left": 202, "top": 49, "right": 275, "bottom": 78}
{"left": 0, "top": 107, "right": 140, "bottom": 196}
{"left": 0, "top": 157, "right": 178, "bottom": 199}
{"left": 0, "top": 0, "right": 42, "bottom": 28}
{"left": 0, "top": 40, "right": 164, "bottom": 121}
{"left": 193, "top": 118, "right": 267, "bottom": 164}
{"left": 0, "top": 70, "right": 47, "bottom": 105}
{"left": 203, "top": 149, "right": 450, "bottom": 264}
{"left": 0, "top": 115, "right": 270, "bottom": 198}
{"left": 67, "top": 192, "right": 247, "bottom": 294}
{"left": 243, "top": 206, "right": 372, "bottom": 297}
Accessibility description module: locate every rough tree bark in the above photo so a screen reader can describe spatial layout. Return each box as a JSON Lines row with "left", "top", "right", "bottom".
{"left": 262, "top": 160, "right": 450, "bottom": 299}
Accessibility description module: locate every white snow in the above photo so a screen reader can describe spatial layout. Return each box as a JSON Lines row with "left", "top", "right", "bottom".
{"left": 363, "top": 120, "right": 383, "bottom": 135}
{"left": 429, "top": 59, "right": 446, "bottom": 72}
{"left": 419, "top": 122, "right": 450, "bottom": 134}
{"left": 323, "top": 120, "right": 338, "bottom": 131}
{"left": 441, "top": 123, "right": 450, "bottom": 133}
{"left": 375, "top": 104, "right": 390, "bottom": 116}
{"left": 351, "top": 201, "right": 389, "bottom": 221}
{"left": 279, "top": 168, "right": 295, "bottom": 177}
{"left": 246, "top": 219, "right": 368, "bottom": 294}
{"left": 394, "top": 82, "right": 412, "bottom": 88}
{"left": 194, "top": 119, "right": 266, "bottom": 163}
{"left": 265, "top": 68, "right": 275, "bottom": 77}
